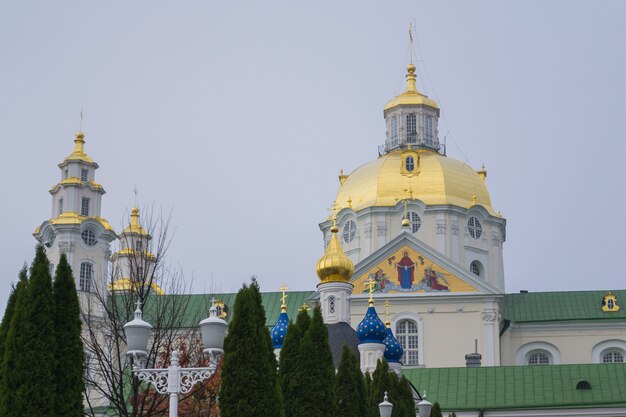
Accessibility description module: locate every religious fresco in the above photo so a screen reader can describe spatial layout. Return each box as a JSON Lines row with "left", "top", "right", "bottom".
{"left": 353, "top": 246, "right": 478, "bottom": 293}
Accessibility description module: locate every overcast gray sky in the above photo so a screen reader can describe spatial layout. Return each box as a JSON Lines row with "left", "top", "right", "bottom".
{"left": 2, "top": 1, "right": 625, "bottom": 308}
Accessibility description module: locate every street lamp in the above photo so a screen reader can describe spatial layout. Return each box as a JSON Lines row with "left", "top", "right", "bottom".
{"left": 378, "top": 391, "right": 393, "bottom": 417}
{"left": 123, "top": 299, "right": 227, "bottom": 417}
{"left": 417, "top": 398, "right": 433, "bottom": 417}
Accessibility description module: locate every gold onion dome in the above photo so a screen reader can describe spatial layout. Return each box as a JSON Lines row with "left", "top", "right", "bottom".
{"left": 316, "top": 224, "right": 355, "bottom": 282}
{"left": 63, "top": 131, "right": 95, "bottom": 164}
{"left": 334, "top": 150, "right": 498, "bottom": 216}
{"left": 122, "top": 207, "right": 149, "bottom": 236}
{"left": 384, "top": 64, "right": 439, "bottom": 111}
{"left": 401, "top": 217, "right": 411, "bottom": 228}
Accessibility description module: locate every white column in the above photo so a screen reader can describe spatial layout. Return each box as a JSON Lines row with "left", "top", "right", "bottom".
{"left": 317, "top": 281, "right": 354, "bottom": 325}
{"left": 358, "top": 342, "right": 386, "bottom": 374}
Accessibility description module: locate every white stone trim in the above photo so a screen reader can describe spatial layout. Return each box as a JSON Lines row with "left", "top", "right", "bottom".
{"left": 591, "top": 339, "right": 626, "bottom": 363}
{"left": 391, "top": 311, "right": 424, "bottom": 366}
{"left": 515, "top": 341, "right": 561, "bottom": 365}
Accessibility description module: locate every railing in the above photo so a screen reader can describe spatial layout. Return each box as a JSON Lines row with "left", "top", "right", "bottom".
{"left": 378, "top": 139, "right": 441, "bottom": 156}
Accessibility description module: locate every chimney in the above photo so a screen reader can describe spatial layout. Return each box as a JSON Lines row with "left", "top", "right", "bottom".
{"left": 465, "top": 339, "right": 482, "bottom": 367}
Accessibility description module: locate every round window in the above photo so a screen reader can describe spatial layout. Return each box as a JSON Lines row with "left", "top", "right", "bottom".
{"left": 404, "top": 211, "right": 421, "bottom": 233}
{"left": 81, "top": 229, "right": 98, "bottom": 246}
{"left": 468, "top": 216, "right": 482, "bottom": 239}
{"left": 342, "top": 220, "right": 357, "bottom": 243}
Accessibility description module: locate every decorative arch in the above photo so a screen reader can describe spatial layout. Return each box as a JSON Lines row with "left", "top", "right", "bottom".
{"left": 391, "top": 312, "right": 424, "bottom": 367}
{"left": 591, "top": 339, "right": 626, "bottom": 363}
{"left": 515, "top": 341, "right": 561, "bottom": 365}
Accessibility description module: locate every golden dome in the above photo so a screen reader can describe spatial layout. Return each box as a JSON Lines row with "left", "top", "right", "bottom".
{"left": 401, "top": 217, "right": 411, "bottom": 228}
{"left": 122, "top": 207, "right": 149, "bottom": 236}
{"left": 334, "top": 149, "right": 498, "bottom": 216}
{"left": 108, "top": 278, "right": 165, "bottom": 295}
{"left": 316, "top": 224, "right": 355, "bottom": 282}
{"left": 62, "top": 131, "right": 95, "bottom": 165}
{"left": 384, "top": 64, "right": 439, "bottom": 112}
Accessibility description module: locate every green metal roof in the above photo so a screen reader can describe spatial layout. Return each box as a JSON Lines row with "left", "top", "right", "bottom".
{"left": 403, "top": 363, "right": 626, "bottom": 411}
{"left": 503, "top": 290, "right": 626, "bottom": 323}
{"left": 140, "top": 291, "right": 315, "bottom": 329}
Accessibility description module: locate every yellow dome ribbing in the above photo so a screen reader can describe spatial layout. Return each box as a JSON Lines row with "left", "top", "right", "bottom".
{"left": 333, "top": 149, "right": 498, "bottom": 216}
{"left": 316, "top": 224, "right": 354, "bottom": 282}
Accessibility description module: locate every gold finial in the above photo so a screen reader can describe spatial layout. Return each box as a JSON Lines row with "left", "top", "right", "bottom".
{"left": 131, "top": 207, "right": 140, "bottom": 227}
{"left": 279, "top": 283, "right": 288, "bottom": 312}
{"left": 366, "top": 277, "right": 376, "bottom": 306}
{"left": 384, "top": 300, "right": 391, "bottom": 326}
{"left": 328, "top": 201, "right": 340, "bottom": 227}
{"left": 299, "top": 303, "right": 310, "bottom": 312}
{"left": 79, "top": 107, "right": 84, "bottom": 132}
{"left": 74, "top": 130, "right": 86, "bottom": 153}
{"left": 347, "top": 197, "right": 352, "bottom": 209}
{"left": 477, "top": 164, "right": 487, "bottom": 181}
{"left": 406, "top": 24, "right": 418, "bottom": 95}
{"left": 339, "top": 169, "right": 348, "bottom": 185}
{"left": 472, "top": 194, "right": 477, "bottom": 205}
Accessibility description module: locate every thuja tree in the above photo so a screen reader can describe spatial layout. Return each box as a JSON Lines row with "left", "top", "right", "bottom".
{"left": 53, "top": 254, "right": 85, "bottom": 417}
{"left": 368, "top": 359, "right": 416, "bottom": 417}
{"left": 431, "top": 402, "right": 443, "bottom": 417}
{"left": 289, "top": 306, "right": 336, "bottom": 417}
{"left": 219, "top": 280, "right": 283, "bottom": 417}
{"left": 335, "top": 344, "right": 366, "bottom": 417}
{"left": 0, "top": 266, "right": 28, "bottom": 413}
{"left": 278, "top": 308, "right": 310, "bottom": 417}
{"left": 2, "top": 246, "right": 56, "bottom": 417}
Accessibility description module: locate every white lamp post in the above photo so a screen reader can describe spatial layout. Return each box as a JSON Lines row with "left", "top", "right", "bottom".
{"left": 418, "top": 398, "right": 433, "bottom": 417}
{"left": 379, "top": 391, "right": 393, "bottom": 417}
{"left": 123, "top": 299, "right": 227, "bottom": 417}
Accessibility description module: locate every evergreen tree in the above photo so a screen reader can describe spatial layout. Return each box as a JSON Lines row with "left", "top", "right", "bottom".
{"left": 449, "top": 413, "right": 457, "bottom": 417}
{"left": 53, "top": 254, "right": 85, "bottom": 417}
{"left": 364, "top": 372, "right": 376, "bottom": 417}
{"left": 430, "top": 402, "right": 443, "bottom": 417}
{"left": 279, "top": 308, "right": 310, "bottom": 417}
{"left": 3, "top": 246, "right": 56, "bottom": 417}
{"left": 335, "top": 344, "right": 366, "bottom": 417}
{"left": 370, "top": 359, "right": 394, "bottom": 417}
{"left": 219, "top": 281, "right": 283, "bottom": 417}
{"left": 395, "top": 376, "right": 416, "bottom": 417}
{"left": 290, "top": 306, "right": 336, "bottom": 417}
{"left": 0, "top": 266, "right": 28, "bottom": 413}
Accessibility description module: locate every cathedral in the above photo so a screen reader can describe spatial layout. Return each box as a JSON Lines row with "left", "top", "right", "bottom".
{"left": 34, "top": 58, "right": 626, "bottom": 416}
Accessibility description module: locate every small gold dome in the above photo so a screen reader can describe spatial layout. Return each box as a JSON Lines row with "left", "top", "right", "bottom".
{"left": 401, "top": 217, "right": 411, "bottom": 228}
{"left": 384, "top": 64, "right": 439, "bottom": 112}
{"left": 316, "top": 224, "right": 354, "bottom": 282}
{"left": 62, "top": 131, "right": 95, "bottom": 164}
{"left": 122, "top": 207, "right": 149, "bottom": 236}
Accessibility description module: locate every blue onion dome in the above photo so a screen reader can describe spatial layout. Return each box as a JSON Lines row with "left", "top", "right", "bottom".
{"left": 383, "top": 321, "right": 403, "bottom": 363}
{"left": 356, "top": 305, "right": 387, "bottom": 343}
{"left": 271, "top": 310, "right": 289, "bottom": 349}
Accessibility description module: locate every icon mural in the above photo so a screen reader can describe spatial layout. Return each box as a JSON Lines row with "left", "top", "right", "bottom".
{"left": 356, "top": 246, "right": 477, "bottom": 294}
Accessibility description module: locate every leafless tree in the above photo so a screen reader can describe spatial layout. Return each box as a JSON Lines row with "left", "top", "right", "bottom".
{"left": 81, "top": 206, "right": 218, "bottom": 417}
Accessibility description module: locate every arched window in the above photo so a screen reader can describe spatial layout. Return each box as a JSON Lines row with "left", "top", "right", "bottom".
{"left": 468, "top": 216, "right": 482, "bottom": 239}
{"left": 406, "top": 114, "right": 417, "bottom": 144}
{"left": 527, "top": 350, "right": 551, "bottom": 365}
{"left": 404, "top": 211, "right": 421, "bottom": 233}
{"left": 135, "top": 240, "right": 143, "bottom": 252}
{"left": 328, "top": 296, "right": 336, "bottom": 314}
{"left": 396, "top": 319, "right": 419, "bottom": 365}
{"left": 390, "top": 117, "right": 398, "bottom": 147}
{"left": 405, "top": 156, "right": 415, "bottom": 172}
{"left": 470, "top": 260, "right": 482, "bottom": 277}
{"left": 342, "top": 220, "right": 357, "bottom": 243}
{"left": 80, "top": 262, "right": 94, "bottom": 292}
{"left": 602, "top": 350, "right": 624, "bottom": 363}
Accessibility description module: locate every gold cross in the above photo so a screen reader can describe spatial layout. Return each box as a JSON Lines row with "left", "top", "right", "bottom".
{"left": 366, "top": 277, "right": 376, "bottom": 305}
{"left": 279, "top": 283, "right": 288, "bottom": 310}
{"left": 384, "top": 300, "right": 391, "bottom": 322}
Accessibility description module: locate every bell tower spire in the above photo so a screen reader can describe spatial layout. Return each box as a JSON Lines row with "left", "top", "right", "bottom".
{"left": 34, "top": 130, "right": 117, "bottom": 295}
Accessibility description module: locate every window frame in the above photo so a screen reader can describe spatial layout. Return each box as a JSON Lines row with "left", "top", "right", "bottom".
{"left": 396, "top": 319, "right": 419, "bottom": 366}
{"left": 79, "top": 262, "right": 94, "bottom": 292}
{"left": 404, "top": 211, "right": 421, "bottom": 233}
{"left": 81, "top": 197, "right": 90, "bottom": 216}
{"left": 527, "top": 350, "right": 552, "bottom": 365}
{"left": 390, "top": 116, "right": 398, "bottom": 147}
{"left": 81, "top": 229, "right": 97, "bottom": 246}
{"left": 406, "top": 114, "right": 417, "bottom": 144}
{"left": 467, "top": 216, "right": 483, "bottom": 239}
{"left": 80, "top": 168, "right": 89, "bottom": 182}
{"left": 342, "top": 220, "right": 357, "bottom": 243}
